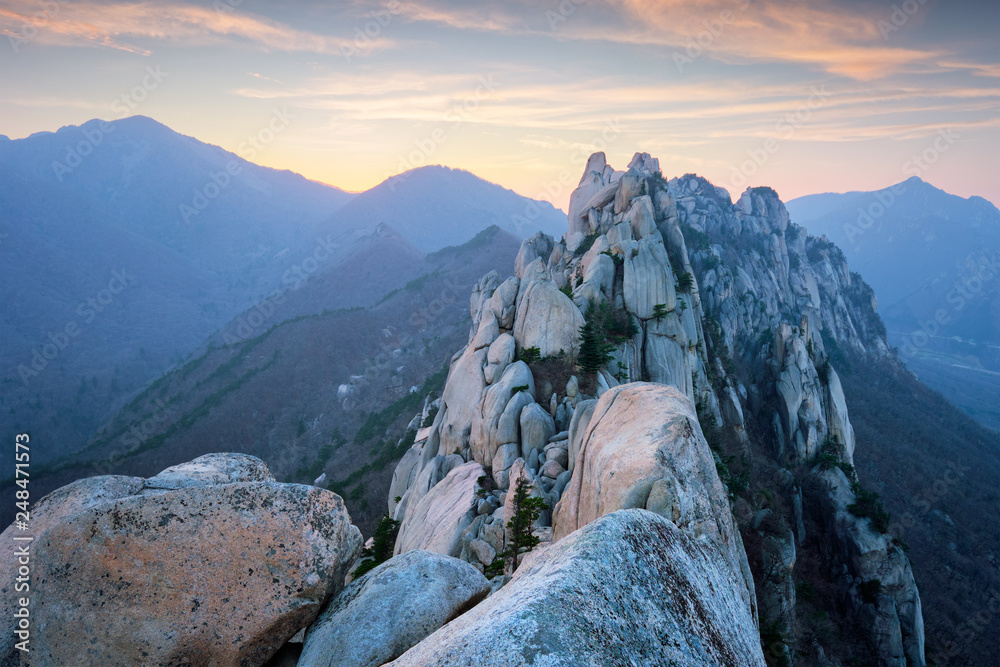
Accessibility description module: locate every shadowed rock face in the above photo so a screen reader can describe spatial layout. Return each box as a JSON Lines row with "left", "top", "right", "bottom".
{"left": 387, "top": 510, "right": 766, "bottom": 667}
{"left": 299, "top": 550, "right": 490, "bottom": 667}
{"left": 0, "top": 454, "right": 361, "bottom": 667}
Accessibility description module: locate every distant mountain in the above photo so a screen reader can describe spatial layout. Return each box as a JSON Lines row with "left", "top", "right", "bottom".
{"left": 787, "top": 178, "right": 1000, "bottom": 429}
{"left": 1, "top": 116, "right": 566, "bottom": 465}
{"left": 29, "top": 226, "right": 522, "bottom": 536}
{"left": 0, "top": 116, "right": 354, "bottom": 285}
{"left": 315, "top": 165, "right": 567, "bottom": 252}
{"left": 0, "top": 117, "right": 353, "bottom": 465}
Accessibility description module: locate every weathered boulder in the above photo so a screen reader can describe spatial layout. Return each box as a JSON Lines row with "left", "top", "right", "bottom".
{"left": 395, "top": 461, "right": 484, "bottom": 558}
{"left": 1, "top": 475, "right": 145, "bottom": 663}
{"left": 394, "top": 453, "right": 464, "bottom": 523}
{"left": 471, "top": 361, "right": 534, "bottom": 466}
{"left": 553, "top": 383, "right": 755, "bottom": 615}
{"left": 387, "top": 510, "right": 766, "bottom": 666}
{"left": 487, "top": 276, "right": 520, "bottom": 330}
{"left": 437, "top": 346, "right": 488, "bottom": 456}
{"left": 513, "top": 259, "right": 585, "bottom": 358}
{"left": 514, "top": 233, "right": 555, "bottom": 279}
{"left": 484, "top": 332, "right": 516, "bottom": 384}
{"left": 299, "top": 550, "right": 489, "bottom": 667}
{"left": 144, "top": 452, "right": 274, "bottom": 489}
{"left": 519, "top": 402, "right": 556, "bottom": 463}
{"left": 19, "top": 455, "right": 361, "bottom": 667}
{"left": 623, "top": 238, "right": 676, "bottom": 319}
{"left": 388, "top": 444, "right": 423, "bottom": 516}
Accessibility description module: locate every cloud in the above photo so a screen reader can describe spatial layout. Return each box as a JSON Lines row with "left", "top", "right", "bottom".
{"left": 394, "top": 0, "right": 949, "bottom": 80}
{"left": 0, "top": 0, "right": 399, "bottom": 56}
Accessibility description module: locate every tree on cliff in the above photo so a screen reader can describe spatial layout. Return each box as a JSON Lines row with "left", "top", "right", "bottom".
{"left": 486, "top": 476, "right": 549, "bottom": 577}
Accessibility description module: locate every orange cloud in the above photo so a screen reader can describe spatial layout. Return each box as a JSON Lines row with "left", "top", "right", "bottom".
{"left": 396, "top": 0, "right": 944, "bottom": 80}
{"left": 0, "top": 0, "right": 400, "bottom": 56}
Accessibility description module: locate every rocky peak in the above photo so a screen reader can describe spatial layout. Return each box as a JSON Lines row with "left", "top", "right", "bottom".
{"left": 387, "top": 151, "right": 924, "bottom": 665}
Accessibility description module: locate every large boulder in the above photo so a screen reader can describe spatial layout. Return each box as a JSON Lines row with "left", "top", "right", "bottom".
{"left": 437, "top": 346, "right": 488, "bottom": 456}
{"left": 10, "top": 454, "right": 362, "bottom": 667}
{"left": 395, "top": 461, "right": 484, "bottom": 558}
{"left": 387, "top": 510, "right": 766, "bottom": 666}
{"left": 1, "top": 475, "right": 145, "bottom": 663}
{"left": 513, "top": 259, "right": 585, "bottom": 358}
{"left": 553, "top": 383, "right": 755, "bottom": 615}
{"left": 299, "top": 550, "right": 490, "bottom": 667}
{"left": 623, "top": 238, "right": 676, "bottom": 319}
{"left": 470, "top": 361, "right": 534, "bottom": 466}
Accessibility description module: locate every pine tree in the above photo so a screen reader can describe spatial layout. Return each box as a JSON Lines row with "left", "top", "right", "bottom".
{"left": 485, "top": 476, "right": 549, "bottom": 577}
{"left": 353, "top": 515, "right": 400, "bottom": 577}
{"left": 578, "top": 316, "right": 611, "bottom": 374}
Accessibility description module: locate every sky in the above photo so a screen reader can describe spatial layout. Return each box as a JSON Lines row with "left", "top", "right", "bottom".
{"left": 1, "top": 0, "right": 998, "bottom": 211}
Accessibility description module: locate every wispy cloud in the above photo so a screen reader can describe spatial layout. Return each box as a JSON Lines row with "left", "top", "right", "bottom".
{"left": 0, "top": 0, "right": 400, "bottom": 55}
{"left": 395, "top": 0, "right": 947, "bottom": 80}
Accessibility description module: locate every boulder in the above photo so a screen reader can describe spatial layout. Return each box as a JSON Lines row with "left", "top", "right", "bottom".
{"left": 471, "top": 361, "right": 534, "bottom": 466}
{"left": 487, "top": 276, "right": 520, "bottom": 330}
{"left": 395, "top": 462, "right": 484, "bottom": 558}
{"left": 494, "top": 391, "right": 534, "bottom": 457}
{"left": 437, "top": 346, "right": 488, "bottom": 456}
{"left": 299, "top": 550, "right": 489, "bottom": 667}
{"left": 484, "top": 333, "right": 516, "bottom": 384}
{"left": 18, "top": 456, "right": 361, "bottom": 667}
{"left": 388, "top": 444, "right": 423, "bottom": 516}
{"left": 387, "top": 510, "right": 766, "bottom": 667}
{"left": 623, "top": 238, "right": 676, "bottom": 319}
{"left": 1, "top": 475, "right": 145, "bottom": 663}
{"left": 514, "top": 234, "right": 555, "bottom": 279}
{"left": 519, "top": 402, "right": 556, "bottom": 463}
{"left": 553, "top": 384, "right": 755, "bottom": 615}
{"left": 144, "top": 452, "right": 274, "bottom": 489}
{"left": 513, "top": 260, "right": 585, "bottom": 358}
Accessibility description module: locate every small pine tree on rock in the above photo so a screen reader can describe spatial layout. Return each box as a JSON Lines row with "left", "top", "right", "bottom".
{"left": 485, "top": 476, "right": 549, "bottom": 577}
{"left": 578, "top": 317, "right": 611, "bottom": 374}
{"left": 353, "top": 515, "right": 400, "bottom": 577}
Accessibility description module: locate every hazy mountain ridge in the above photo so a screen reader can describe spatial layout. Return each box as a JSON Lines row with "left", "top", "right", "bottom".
{"left": 1, "top": 118, "right": 564, "bottom": 466}
{"left": 315, "top": 165, "right": 568, "bottom": 253}
{"left": 787, "top": 177, "right": 1000, "bottom": 430}
{"left": 25, "top": 226, "right": 523, "bottom": 536}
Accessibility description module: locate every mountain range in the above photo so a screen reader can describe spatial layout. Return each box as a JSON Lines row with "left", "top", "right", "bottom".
{"left": 2, "top": 120, "right": 999, "bottom": 666}
{"left": 787, "top": 178, "right": 1000, "bottom": 429}
{"left": 0, "top": 117, "right": 565, "bottom": 465}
